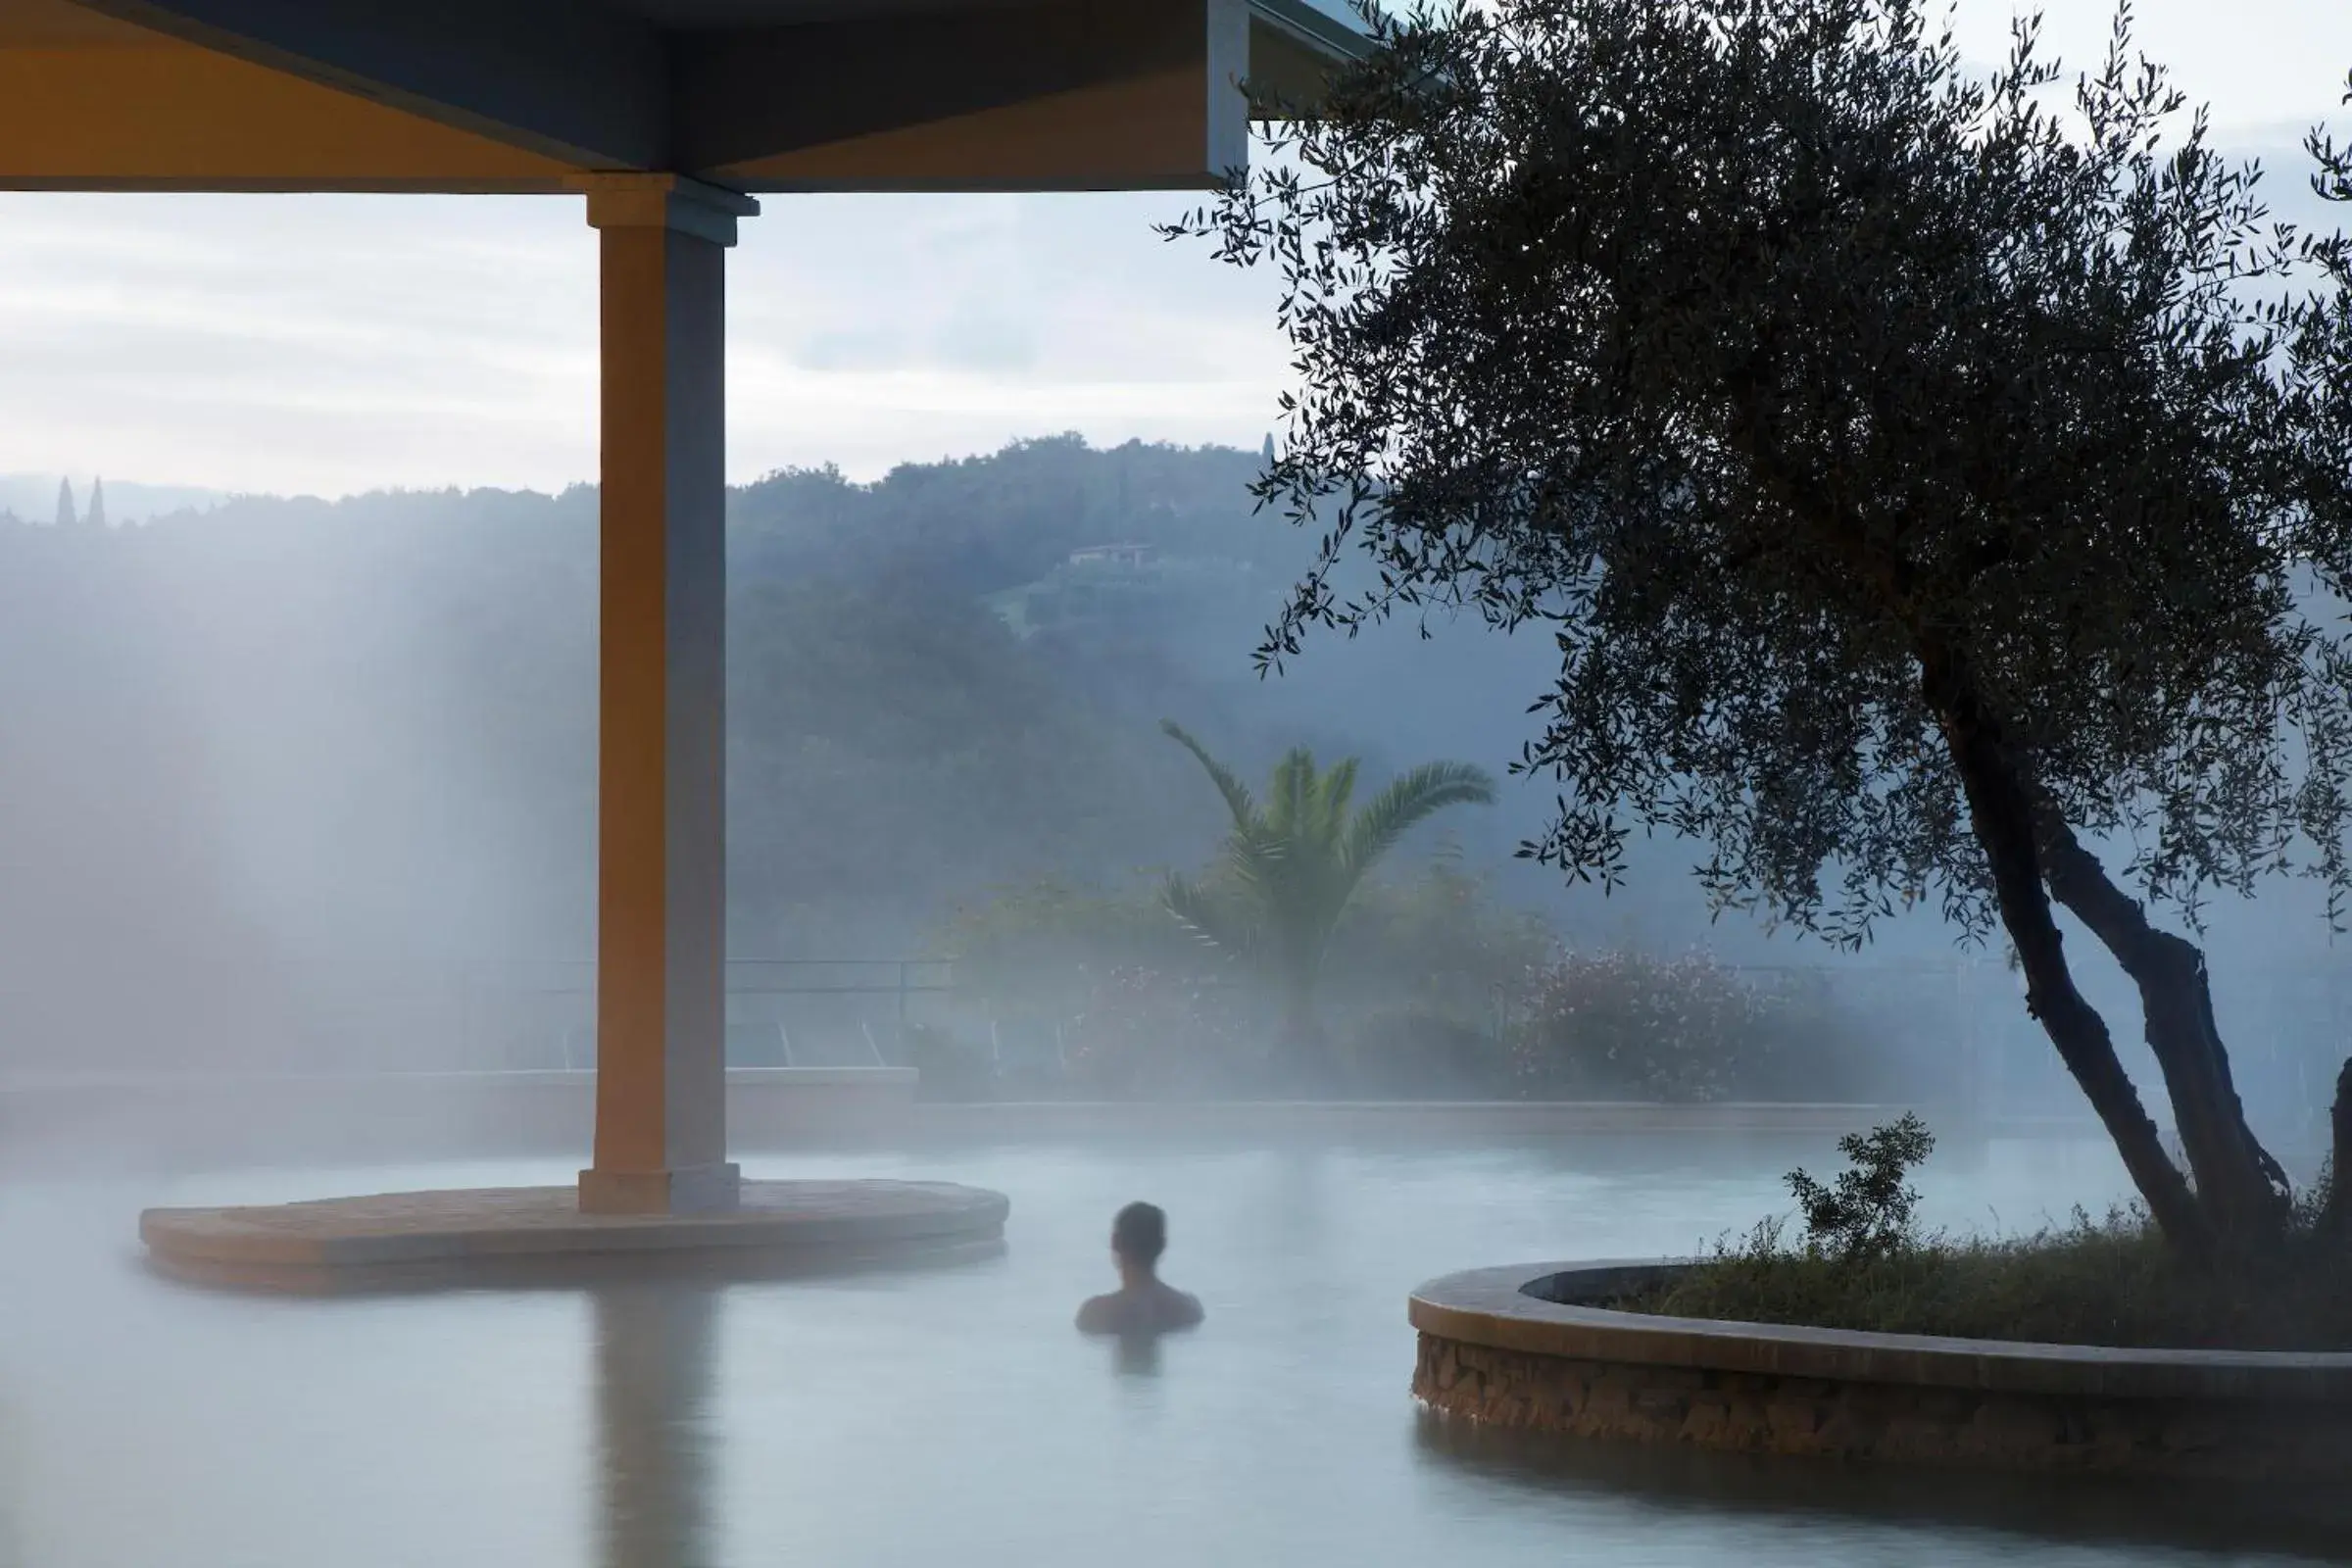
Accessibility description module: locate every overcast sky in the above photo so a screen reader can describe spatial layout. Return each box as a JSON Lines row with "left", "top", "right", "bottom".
{"left": 2, "top": 0, "right": 2349, "bottom": 499}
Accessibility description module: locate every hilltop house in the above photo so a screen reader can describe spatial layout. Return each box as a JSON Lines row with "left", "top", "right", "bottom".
{"left": 1066, "top": 542, "right": 1157, "bottom": 570}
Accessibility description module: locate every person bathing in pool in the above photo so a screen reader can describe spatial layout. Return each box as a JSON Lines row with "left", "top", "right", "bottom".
{"left": 1076, "top": 1201, "right": 1203, "bottom": 1337}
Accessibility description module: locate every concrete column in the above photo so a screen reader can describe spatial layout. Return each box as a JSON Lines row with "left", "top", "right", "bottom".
{"left": 576, "top": 173, "right": 758, "bottom": 1215}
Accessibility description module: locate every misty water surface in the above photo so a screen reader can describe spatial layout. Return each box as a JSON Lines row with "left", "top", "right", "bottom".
{"left": 0, "top": 1133, "right": 2338, "bottom": 1567}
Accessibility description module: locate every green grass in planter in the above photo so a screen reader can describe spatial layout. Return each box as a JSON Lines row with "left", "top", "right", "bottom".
{"left": 1617, "top": 1209, "right": 2352, "bottom": 1351}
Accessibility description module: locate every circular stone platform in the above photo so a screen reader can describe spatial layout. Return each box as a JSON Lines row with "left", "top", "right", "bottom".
{"left": 1411, "top": 1260, "right": 2352, "bottom": 1480}
{"left": 141, "top": 1180, "right": 1010, "bottom": 1294}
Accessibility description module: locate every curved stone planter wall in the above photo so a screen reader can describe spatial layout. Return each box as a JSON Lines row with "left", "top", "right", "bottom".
{"left": 1410, "top": 1261, "right": 2352, "bottom": 1480}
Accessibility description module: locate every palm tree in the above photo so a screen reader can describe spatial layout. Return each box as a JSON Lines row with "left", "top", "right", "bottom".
{"left": 1158, "top": 720, "right": 1497, "bottom": 1066}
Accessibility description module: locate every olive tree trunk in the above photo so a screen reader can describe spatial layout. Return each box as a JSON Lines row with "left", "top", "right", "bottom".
{"left": 1924, "top": 655, "right": 2217, "bottom": 1258}
{"left": 2034, "top": 812, "right": 2292, "bottom": 1247}
{"left": 2327, "top": 1059, "right": 2352, "bottom": 1241}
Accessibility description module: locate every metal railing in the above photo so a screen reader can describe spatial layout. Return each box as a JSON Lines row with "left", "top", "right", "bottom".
{"left": 453, "top": 958, "right": 956, "bottom": 1071}
{"left": 1, "top": 956, "right": 2344, "bottom": 1141}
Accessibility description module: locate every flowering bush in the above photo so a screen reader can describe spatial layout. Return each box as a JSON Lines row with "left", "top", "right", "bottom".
{"left": 1509, "top": 951, "right": 1778, "bottom": 1102}
{"left": 1061, "top": 964, "right": 1257, "bottom": 1094}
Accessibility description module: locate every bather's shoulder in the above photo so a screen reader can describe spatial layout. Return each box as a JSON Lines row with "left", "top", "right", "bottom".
{"left": 1075, "top": 1285, "right": 1203, "bottom": 1336}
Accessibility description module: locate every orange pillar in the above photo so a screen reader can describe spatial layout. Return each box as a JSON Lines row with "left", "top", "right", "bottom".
{"left": 576, "top": 174, "right": 757, "bottom": 1215}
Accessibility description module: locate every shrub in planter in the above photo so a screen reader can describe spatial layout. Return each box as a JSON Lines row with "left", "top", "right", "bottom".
{"left": 1629, "top": 1116, "right": 2352, "bottom": 1348}
{"left": 1786, "top": 1112, "right": 1936, "bottom": 1262}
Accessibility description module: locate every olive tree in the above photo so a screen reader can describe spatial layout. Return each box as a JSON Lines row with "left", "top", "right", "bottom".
{"left": 1175, "top": 0, "right": 2352, "bottom": 1256}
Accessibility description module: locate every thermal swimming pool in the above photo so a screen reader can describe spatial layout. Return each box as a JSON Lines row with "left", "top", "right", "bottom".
{"left": 0, "top": 1134, "right": 2337, "bottom": 1566}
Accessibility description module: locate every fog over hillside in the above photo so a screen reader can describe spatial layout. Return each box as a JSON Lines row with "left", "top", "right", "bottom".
{"left": 0, "top": 434, "right": 2343, "bottom": 1126}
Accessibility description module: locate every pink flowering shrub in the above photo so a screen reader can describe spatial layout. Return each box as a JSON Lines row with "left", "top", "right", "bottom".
{"left": 1061, "top": 964, "right": 1256, "bottom": 1094}
{"left": 1509, "top": 950, "right": 1775, "bottom": 1102}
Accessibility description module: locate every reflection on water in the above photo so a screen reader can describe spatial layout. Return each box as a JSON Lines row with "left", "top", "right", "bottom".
{"left": 1109, "top": 1331, "right": 1164, "bottom": 1380}
{"left": 594, "top": 1285, "right": 716, "bottom": 1568}
{"left": 0, "top": 1136, "right": 2341, "bottom": 1567}
{"left": 0, "top": 1401, "right": 22, "bottom": 1568}
{"left": 1416, "top": 1410, "right": 2352, "bottom": 1563}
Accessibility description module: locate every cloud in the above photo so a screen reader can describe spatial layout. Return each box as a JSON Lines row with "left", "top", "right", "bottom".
{"left": 1, "top": 2, "right": 2345, "bottom": 498}
{"left": 931, "top": 310, "right": 1039, "bottom": 374}
{"left": 1945, "top": 0, "right": 2352, "bottom": 140}
{"left": 0, "top": 185, "right": 1285, "bottom": 495}
{"left": 790, "top": 326, "right": 909, "bottom": 373}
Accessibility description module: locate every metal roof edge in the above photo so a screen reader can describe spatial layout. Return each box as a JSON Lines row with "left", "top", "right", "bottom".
{"left": 1248, "top": 0, "right": 1375, "bottom": 64}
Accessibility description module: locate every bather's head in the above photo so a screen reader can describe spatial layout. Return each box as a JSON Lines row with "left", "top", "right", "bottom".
{"left": 1110, "top": 1201, "right": 1167, "bottom": 1278}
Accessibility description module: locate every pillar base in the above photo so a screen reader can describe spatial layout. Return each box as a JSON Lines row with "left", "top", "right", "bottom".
{"left": 141, "top": 1180, "right": 1011, "bottom": 1294}
{"left": 577, "top": 1162, "right": 742, "bottom": 1216}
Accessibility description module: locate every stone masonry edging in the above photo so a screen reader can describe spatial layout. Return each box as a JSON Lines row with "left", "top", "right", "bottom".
{"left": 1409, "top": 1261, "right": 2352, "bottom": 1478}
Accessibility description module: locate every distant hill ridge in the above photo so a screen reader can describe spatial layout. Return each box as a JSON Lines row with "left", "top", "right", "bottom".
{"left": 2, "top": 434, "right": 2330, "bottom": 984}
{"left": 0, "top": 474, "right": 226, "bottom": 525}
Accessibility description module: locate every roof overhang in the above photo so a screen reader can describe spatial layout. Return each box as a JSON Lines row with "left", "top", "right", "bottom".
{"left": 0, "top": 0, "right": 1372, "bottom": 195}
